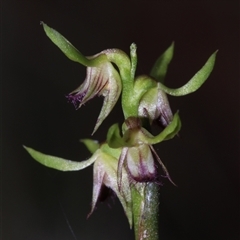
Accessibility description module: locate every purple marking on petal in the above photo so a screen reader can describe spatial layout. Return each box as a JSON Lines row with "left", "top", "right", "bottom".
{"left": 127, "top": 149, "right": 156, "bottom": 183}
{"left": 130, "top": 172, "right": 157, "bottom": 183}
{"left": 66, "top": 91, "right": 87, "bottom": 109}
{"left": 94, "top": 71, "right": 108, "bottom": 96}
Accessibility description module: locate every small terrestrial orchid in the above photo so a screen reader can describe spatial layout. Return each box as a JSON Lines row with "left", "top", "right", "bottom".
{"left": 24, "top": 23, "right": 217, "bottom": 240}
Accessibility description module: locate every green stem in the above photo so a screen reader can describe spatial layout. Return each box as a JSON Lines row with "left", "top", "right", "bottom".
{"left": 104, "top": 49, "right": 137, "bottom": 118}
{"left": 131, "top": 182, "right": 159, "bottom": 240}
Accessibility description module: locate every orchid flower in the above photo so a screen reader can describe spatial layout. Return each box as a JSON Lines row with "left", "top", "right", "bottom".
{"left": 42, "top": 22, "right": 125, "bottom": 134}
{"left": 24, "top": 142, "right": 133, "bottom": 227}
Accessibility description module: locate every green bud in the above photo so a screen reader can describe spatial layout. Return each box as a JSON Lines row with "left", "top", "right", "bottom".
{"left": 119, "top": 144, "right": 156, "bottom": 183}
{"left": 138, "top": 82, "right": 173, "bottom": 127}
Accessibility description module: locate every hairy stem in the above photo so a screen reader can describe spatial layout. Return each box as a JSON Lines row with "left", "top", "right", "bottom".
{"left": 131, "top": 182, "right": 159, "bottom": 240}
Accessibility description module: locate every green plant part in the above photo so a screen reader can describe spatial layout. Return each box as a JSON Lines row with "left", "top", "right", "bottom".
{"left": 150, "top": 42, "right": 174, "bottom": 83}
{"left": 24, "top": 142, "right": 133, "bottom": 227}
{"left": 24, "top": 23, "right": 217, "bottom": 240}
{"left": 66, "top": 59, "right": 122, "bottom": 134}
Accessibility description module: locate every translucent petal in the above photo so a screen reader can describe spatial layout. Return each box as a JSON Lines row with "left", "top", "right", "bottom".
{"left": 23, "top": 145, "right": 98, "bottom": 171}
{"left": 92, "top": 63, "right": 122, "bottom": 134}
{"left": 41, "top": 22, "right": 91, "bottom": 66}
{"left": 159, "top": 51, "right": 218, "bottom": 96}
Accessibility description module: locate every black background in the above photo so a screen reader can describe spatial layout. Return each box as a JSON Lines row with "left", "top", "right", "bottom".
{"left": 2, "top": 1, "right": 239, "bottom": 240}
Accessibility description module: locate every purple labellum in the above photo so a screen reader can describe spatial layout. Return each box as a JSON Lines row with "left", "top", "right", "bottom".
{"left": 65, "top": 66, "right": 109, "bottom": 110}
{"left": 66, "top": 90, "right": 87, "bottom": 109}
{"left": 97, "top": 184, "right": 112, "bottom": 202}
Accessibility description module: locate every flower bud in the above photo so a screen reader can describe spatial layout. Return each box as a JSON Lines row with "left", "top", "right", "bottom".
{"left": 125, "top": 144, "right": 156, "bottom": 182}
{"left": 138, "top": 83, "right": 173, "bottom": 127}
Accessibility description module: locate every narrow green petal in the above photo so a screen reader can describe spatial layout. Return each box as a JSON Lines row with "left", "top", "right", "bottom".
{"left": 159, "top": 51, "right": 218, "bottom": 96}
{"left": 150, "top": 42, "right": 174, "bottom": 83}
{"left": 41, "top": 22, "right": 106, "bottom": 67}
{"left": 23, "top": 145, "right": 97, "bottom": 171}
{"left": 138, "top": 112, "right": 181, "bottom": 145}
{"left": 80, "top": 139, "right": 99, "bottom": 154}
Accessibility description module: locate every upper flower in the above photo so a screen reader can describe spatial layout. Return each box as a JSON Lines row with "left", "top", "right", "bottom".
{"left": 41, "top": 23, "right": 217, "bottom": 132}
{"left": 41, "top": 22, "right": 124, "bottom": 134}
{"left": 137, "top": 78, "right": 173, "bottom": 128}
{"left": 66, "top": 59, "right": 122, "bottom": 134}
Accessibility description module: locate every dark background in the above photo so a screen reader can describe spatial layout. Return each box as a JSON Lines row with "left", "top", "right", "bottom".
{"left": 2, "top": 1, "right": 239, "bottom": 240}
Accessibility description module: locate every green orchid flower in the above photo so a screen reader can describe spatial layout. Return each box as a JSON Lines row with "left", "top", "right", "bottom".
{"left": 107, "top": 112, "right": 181, "bottom": 186}
{"left": 130, "top": 43, "right": 217, "bottom": 127}
{"left": 66, "top": 58, "right": 122, "bottom": 134}
{"left": 24, "top": 142, "right": 133, "bottom": 227}
{"left": 42, "top": 22, "right": 126, "bottom": 134}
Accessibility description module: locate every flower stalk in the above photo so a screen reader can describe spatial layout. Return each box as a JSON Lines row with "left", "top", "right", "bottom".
{"left": 132, "top": 183, "right": 159, "bottom": 240}
{"left": 24, "top": 23, "right": 217, "bottom": 240}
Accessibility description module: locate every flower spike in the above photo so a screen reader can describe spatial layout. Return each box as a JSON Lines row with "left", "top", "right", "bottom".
{"left": 24, "top": 26, "right": 218, "bottom": 239}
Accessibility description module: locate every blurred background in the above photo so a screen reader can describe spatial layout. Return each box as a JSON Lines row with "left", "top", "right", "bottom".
{"left": 2, "top": 1, "right": 239, "bottom": 240}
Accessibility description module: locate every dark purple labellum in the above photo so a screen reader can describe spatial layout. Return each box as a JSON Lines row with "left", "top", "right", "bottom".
{"left": 98, "top": 184, "right": 112, "bottom": 202}
{"left": 66, "top": 91, "right": 87, "bottom": 109}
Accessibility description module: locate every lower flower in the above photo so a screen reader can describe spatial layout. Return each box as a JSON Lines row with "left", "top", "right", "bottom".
{"left": 107, "top": 113, "right": 181, "bottom": 187}
{"left": 23, "top": 142, "right": 133, "bottom": 227}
